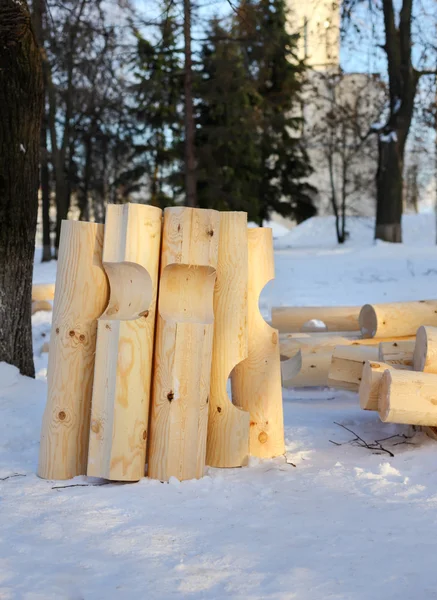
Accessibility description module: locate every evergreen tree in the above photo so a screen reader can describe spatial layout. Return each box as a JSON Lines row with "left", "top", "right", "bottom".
{"left": 238, "top": 0, "right": 316, "bottom": 224}
{"left": 196, "top": 21, "right": 261, "bottom": 219}
{"left": 131, "top": 15, "right": 184, "bottom": 207}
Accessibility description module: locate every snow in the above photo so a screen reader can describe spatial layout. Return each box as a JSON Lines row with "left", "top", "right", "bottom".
{"left": 380, "top": 131, "right": 398, "bottom": 143}
{"left": 2, "top": 215, "right": 437, "bottom": 598}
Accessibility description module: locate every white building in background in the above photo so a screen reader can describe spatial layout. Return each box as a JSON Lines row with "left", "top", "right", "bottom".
{"left": 271, "top": 0, "right": 382, "bottom": 230}
{"left": 291, "top": 0, "right": 340, "bottom": 70}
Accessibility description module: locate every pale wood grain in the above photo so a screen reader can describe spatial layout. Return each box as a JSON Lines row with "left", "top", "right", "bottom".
{"left": 413, "top": 326, "right": 437, "bottom": 373}
{"left": 32, "top": 283, "right": 55, "bottom": 301}
{"left": 360, "top": 300, "right": 437, "bottom": 338}
{"left": 282, "top": 350, "right": 333, "bottom": 388}
{"left": 378, "top": 340, "right": 415, "bottom": 369}
{"left": 87, "top": 203, "right": 162, "bottom": 481}
{"left": 379, "top": 369, "right": 437, "bottom": 425}
{"left": 359, "top": 361, "right": 397, "bottom": 411}
{"left": 38, "top": 221, "right": 109, "bottom": 480}
{"left": 231, "top": 228, "right": 284, "bottom": 458}
{"left": 206, "top": 212, "right": 250, "bottom": 468}
{"left": 327, "top": 345, "right": 379, "bottom": 391}
{"left": 32, "top": 300, "right": 52, "bottom": 314}
{"left": 272, "top": 305, "right": 360, "bottom": 333}
{"left": 148, "top": 207, "right": 219, "bottom": 481}
{"left": 280, "top": 332, "right": 414, "bottom": 359}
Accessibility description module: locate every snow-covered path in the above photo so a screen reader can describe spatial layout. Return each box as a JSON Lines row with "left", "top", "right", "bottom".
{"left": 2, "top": 215, "right": 437, "bottom": 599}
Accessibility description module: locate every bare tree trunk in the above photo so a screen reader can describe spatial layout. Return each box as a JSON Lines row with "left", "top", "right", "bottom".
{"left": 375, "top": 0, "right": 416, "bottom": 243}
{"left": 40, "top": 117, "right": 52, "bottom": 261}
{"left": 183, "top": 0, "right": 197, "bottom": 207}
{"left": 79, "top": 135, "right": 91, "bottom": 221}
{"left": 375, "top": 137, "right": 403, "bottom": 242}
{"left": 0, "top": 0, "right": 43, "bottom": 377}
{"left": 32, "top": 0, "right": 52, "bottom": 261}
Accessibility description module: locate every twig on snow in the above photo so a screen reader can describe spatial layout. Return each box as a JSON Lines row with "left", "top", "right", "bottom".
{"left": 0, "top": 473, "right": 26, "bottom": 481}
{"left": 333, "top": 422, "right": 395, "bottom": 457}
{"left": 52, "top": 482, "right": 111, "bottom": 490}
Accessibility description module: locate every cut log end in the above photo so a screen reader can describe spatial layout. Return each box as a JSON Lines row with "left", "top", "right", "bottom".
{"left": 378, "top": 369, "right": 392, "bottom": 422}
{"left": 359, "top": 304, "right": 377, "bottom": 338}
{"left": 413, "top": 325, "right": 428, "bottom": 372}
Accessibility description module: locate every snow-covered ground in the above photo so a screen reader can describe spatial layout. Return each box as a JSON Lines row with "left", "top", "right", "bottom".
{"left": 2, "top": 215, "right": 437, "bottom": 599}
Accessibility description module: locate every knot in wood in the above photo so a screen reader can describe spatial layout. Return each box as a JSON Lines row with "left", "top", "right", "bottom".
{"left": 258, "top": 431, "right": 268, "bottom": 444}
{"left": 167, "top": 391, "right": 174, "bottom": 402}
{"left": 91, "top": 419, "right": 100, "bottom": 434}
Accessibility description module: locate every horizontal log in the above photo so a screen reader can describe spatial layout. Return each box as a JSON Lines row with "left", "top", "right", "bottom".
{"left": 32, "top": 283, "right": 55, "bottom": 302}
{"left": 272, "top": 305, "right": 360, "bottom": 333}
{"left": 360, "top": 300, "right": 437, "bottom": 339}
{"left": 327, "top": 345, "right": 379, "bottom": 391}
{"left": 413, "top": 326, "right": 437, "bottom": 373}
{"left": 280, "top": 332, "right": 414, "bottom": 359}
{"left": 32, "top": 300, "right": 52, "bottom": 315}
{"left": 379, "top": 369, "right": 437, "bottom": 425}
{"left": 378, "top": 340, "right": 415, "bottom": 369}
{"left": 282, "top": 350, "right": 332, "bottom": 388}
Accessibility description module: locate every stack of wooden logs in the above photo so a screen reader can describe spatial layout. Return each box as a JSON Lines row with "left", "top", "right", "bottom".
{"left": 38, "top": 204, "right": 285, "bottom": 483}
{"left": 277, "top": 300, "right": 437, "bottom": 434}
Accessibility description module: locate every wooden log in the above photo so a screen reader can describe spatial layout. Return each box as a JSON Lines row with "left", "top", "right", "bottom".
{"left": 327, "top": 345, "right": 379, "bottom": 391}
{"left": 231, "top": 228, "right": 284, "bottom": 459}
{"left": 360, "top": 300, "right": 437, "bottom": 338}
{"left": 413, "top": 326, "right": 437, "bottom": 373}
{"left": 359, "top": 360, "right": 396, "bottom": 411}
{"left": 379, "top": 369, "right": 437, "bottom": 425}
{"left": 87, "top": 204, "right": 162, "bottom": 482}
{"left": 32, "top": 299, "right": 52, "bottom": 315}
{"left": 279, "top": 332, "right": 414, "bottom": 359}
{"left": 378, "top": 340, "right": 415, "bottom": 369}
{"left": 282, "top": 350, "right": 332, "bottom": 388}
{"left": 148, "top": 207, "right": 220, "bottom": 481}
{"left": 272, "top": 305, "right": 360, "bottom": 333}
{"left": 280, "top": 351, "right": 302, "bottom": 384}
{"left": 32, "top": 283, "right": 55, "bottom": 301}
{"left": 38, "top": 221, "right": 108, "bottom": 480}
{"left": 206, "top": 212, "right": 250, "bottom": 468}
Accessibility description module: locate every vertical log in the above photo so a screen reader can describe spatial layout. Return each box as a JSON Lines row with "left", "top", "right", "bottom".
{"left": 231, "top": 228, "right": 284, "bottom": 458}
{"left": 38, "top": 221, "right": 108, "bottom": 480}
{"left": 87, "top": 204, "right": 162, "bottom": 481}
{"left": 148, "top": 207, "right": 219, "bottom": 481}
{"left": 206, "top": 212, "right": 250, "bottom": 468}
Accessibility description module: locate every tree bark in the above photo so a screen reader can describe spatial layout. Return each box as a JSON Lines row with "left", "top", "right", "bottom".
{"left": 375, "top": 0, "right": 416, "bottom": 243}
{"left": 40, "top": 117, "right": 52, "bottom": 261}
{"left": 183, "top": 0, "right": 197, "bottom": 207}
{"left": 32, "top": 0, "right": 51, "bottom": 261}
{"left": 375, "top": 137, "right": 403, "bottom": 242}
{"left": 0, "top": 0, "right": 43, "bottom": 377}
